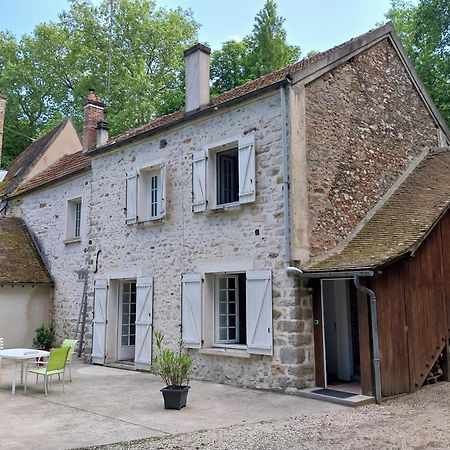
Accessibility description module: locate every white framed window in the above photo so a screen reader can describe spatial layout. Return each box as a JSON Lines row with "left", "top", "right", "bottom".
{"left": 192, "top": 132, "right": 256, "bottom": 212}
{"left": 181, "top": 269, "right": 273, "bottom": 355}
{"left": 66, "top": 197, "right": 82, "bottom": 241}
{"left": 126, "top": 162, "right": 166, "bottom": 224}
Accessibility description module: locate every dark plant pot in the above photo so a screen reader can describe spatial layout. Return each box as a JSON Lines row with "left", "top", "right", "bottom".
{"left": 160, "top": 386, "right": 190, "bottom": 410}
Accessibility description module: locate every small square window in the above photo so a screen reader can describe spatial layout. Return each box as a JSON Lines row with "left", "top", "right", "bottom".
{"left": 66, "top": 198, "right": 82, "bottom": 241}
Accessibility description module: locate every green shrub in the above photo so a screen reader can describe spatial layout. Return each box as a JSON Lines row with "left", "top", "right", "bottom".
{"left": 151, "top": 331, "right": 193, "bottom": 389}
{"left": 33, "top": 324, "right": 55, "bottom": 351}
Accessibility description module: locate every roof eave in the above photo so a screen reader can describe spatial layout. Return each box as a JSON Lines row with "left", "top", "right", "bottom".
{"left": 0, "top": 280, "right": 54, "bottom": 286}
{"left": 87, "top": 79, "right": 289, "bottom": 157}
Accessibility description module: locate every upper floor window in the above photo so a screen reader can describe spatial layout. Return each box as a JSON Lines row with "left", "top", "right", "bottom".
{"left": 126, "top": 162, "right": 166, "bottom": 224}
{"left": 192, "top": 132, "right": 255, "bottom": 212}
{"left": 66, "top": 197, "right": 82, "bottom": 241}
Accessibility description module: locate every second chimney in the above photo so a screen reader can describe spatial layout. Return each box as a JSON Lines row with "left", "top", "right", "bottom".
{"left": 83, "top": 89, "right": 105, "bottom": 151}
{"left": 184, "top": 43, "right": 211, "bottom": 113}
{"left": 0, "top": 94, "right": 6, "bottom": 167}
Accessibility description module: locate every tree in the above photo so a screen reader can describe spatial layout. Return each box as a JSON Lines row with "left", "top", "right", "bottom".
{"left": 0, "top": 0, "right": 198, "bottom": 167}
{"left": 386, "top": 0, "right": 450, "bottom": 125}
{"left": 210, "top": 0, "right": 300, "bottom": 95}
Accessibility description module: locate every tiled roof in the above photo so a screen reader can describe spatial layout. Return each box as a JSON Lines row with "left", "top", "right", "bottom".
{"left": 305, "top": 148, "right": 450, "bottom": 272}
{"left": 12, "top": 151, "right": 90, "bottom": 196}
{"left": 0, "top": 217, "right": 52, "bottom": 284}
{"left": 0, "top": 120, "right": 69, "bottom": 197}
{"left": 102, "top": 24, "right": 393, "bottom": 149}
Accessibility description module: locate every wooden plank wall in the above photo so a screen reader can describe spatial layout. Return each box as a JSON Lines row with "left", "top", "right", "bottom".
{"left": 374, "top": 210, "right": 450, "bottom": 397}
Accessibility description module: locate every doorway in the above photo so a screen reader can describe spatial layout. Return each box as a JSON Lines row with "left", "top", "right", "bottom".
{"left": 321, "top": 279, "right": 360, "bottom": 390}
{"left": 117, "top": 280, "right": 137, "bottom": 362}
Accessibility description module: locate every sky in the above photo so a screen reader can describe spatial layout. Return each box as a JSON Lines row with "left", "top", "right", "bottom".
{"left": 0, "top": 0, "right": 395, "bottom": 54}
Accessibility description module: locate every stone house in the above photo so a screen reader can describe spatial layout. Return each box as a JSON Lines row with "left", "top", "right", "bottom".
{"left": 2, "top": 22, "right": 450, "bottom": 402}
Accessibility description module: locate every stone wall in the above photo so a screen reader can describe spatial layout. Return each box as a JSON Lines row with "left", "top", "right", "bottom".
{"left": 10, "top": 173, "right": 91, "bottom": 343}
{"left": 305, "top": 38, "right": 439, "bottom": 256}
{"left": 87, "top": 92, "right": 314, "bottom": 391}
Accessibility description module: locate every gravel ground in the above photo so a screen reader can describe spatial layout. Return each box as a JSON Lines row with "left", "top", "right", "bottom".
{"left": 84, "top": 383, "right": 450, "bottom": 450}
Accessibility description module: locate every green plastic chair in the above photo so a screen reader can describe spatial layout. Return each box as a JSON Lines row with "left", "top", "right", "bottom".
{"left": 25, "top": 346, "right": 70, "bottom": 396}
{"left": 62, "top": 339, "right": 78, "bottom": 382}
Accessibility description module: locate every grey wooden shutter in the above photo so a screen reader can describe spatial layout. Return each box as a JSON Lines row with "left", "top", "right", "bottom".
{"left": 126, "top": 173, "right": 138, "bottom": 223}
{"left": 134, "top": 276, "right": 153, "bottom": 370}
{"left": 192, "top": 150, "right": 206, "bottom": 212}
{"left": 238, "top": 133, "right": 256, "bottom": 204}
{"left": 246, "top": 270, "right": 273, "bottom": 355}
{"left": 92, "top": 279, "right": 108, "bottom": 364}
{"left": 181, "top": 273, "right": 202, "bottom": 348}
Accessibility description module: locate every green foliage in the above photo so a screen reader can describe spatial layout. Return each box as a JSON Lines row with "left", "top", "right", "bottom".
{"left": 210, "top": 0, "right": 300, "bottom": 95}
{"left": 33, "top": 324, "right": 56, "bottom": 351}
{"left": 386, "top": 0, "right": 450, "bottom": 125}
{"left": 151, "top": 331, "right": 193, "bottom": 389}
{"left": 0, "top": 0, "right": 199, "bottom": 167}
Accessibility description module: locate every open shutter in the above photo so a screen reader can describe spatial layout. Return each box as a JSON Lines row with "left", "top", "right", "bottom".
{"left": 238, "top": 133, "right": 256, "bottom": 204}
{"left": 92, "top": 279, "right": 108, "bottom": 364}
{"left": 181, "top": 273, "right": 202, "bottom": 348}
{"left": 159, "top": 165, "right": 166, "bottom": 217}
{"left": 126, "top": 174, "right": 138, "bottom": 223}
{"left": 192, "top": 150, "right": 206, "bottom": 212}
{"left": 134, "top": 276, "right": 153, "bottom": 370}
{"left": 246, "top": 270, "right": 273, "bottom": 355}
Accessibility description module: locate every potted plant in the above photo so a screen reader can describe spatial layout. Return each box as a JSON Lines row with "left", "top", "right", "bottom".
{"left": 33, "top": 324, "right": 55, "bottom": 351}
{"left": 151, "top": 330, "right": 193, "bottom": 410}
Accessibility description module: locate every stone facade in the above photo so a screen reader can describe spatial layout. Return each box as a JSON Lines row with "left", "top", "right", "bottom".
{"left": 11, "top": 173, "right": 91, "bottom": 341}
{"left": 305, "top": 38, "right": 439, "bottom": 255}
{"left": 86, "top": 92, "right": 314, "bottom": 391}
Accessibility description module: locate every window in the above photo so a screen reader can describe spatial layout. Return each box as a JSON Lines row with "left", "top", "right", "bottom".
{"left": 66, "top": 197, "right": 82, "bottom": 241}
{"left": 192, "top": 132, "right": 256, "bottom": 212}
{"left": 126, "top": 163, "right": 166, "bottom": 224}
{"left": 181, "top": 270, "right": 273, "bottom": 355}
{"left": 215, "top": 274, "right": 246, "bottom": 345}
{"left": 216, "top": 149, "right": 239, "bottom": 205}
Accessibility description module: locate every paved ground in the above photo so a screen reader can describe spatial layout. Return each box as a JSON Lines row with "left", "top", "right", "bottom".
{"left": 86, "top": 382, "right": 450, "bottom": 450}
{"left": 0, "top": 360, "right": 344, "bottom": 450}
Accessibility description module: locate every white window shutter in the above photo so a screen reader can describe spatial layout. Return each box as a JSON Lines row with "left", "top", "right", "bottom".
{"left": 246, "top": 270, "right": 273, "bottom": 355}
{"left": 181, "top": 273, "right": 202, "bottom": 348}
{"left": 134, "top": 276, "right": 153, "bottom": 370}
{"left": 238, "top": 133, "right": 256, "bottom": 204}
{"left": 126, "top": 174, "right": 138, "bottom": 224}
{"left": 192, "top": 150, "right": 206, "bottom": 212}
{"left": 92, "top": 279, "right": 108, "bottom": 364}
{"left": 159, "top": 165, "right": 166, "bottom": 217}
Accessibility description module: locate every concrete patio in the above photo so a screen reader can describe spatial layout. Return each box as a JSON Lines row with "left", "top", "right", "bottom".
{"left": 0, "top": 360, "right": 345, "bottom": 450}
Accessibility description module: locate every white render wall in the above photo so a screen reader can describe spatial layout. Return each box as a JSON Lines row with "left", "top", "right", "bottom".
{"left": 87, "top": 92, "right": 314, "bottom": 391}
{"left": 10, "top": 174, "right": 91, "bottom": 342}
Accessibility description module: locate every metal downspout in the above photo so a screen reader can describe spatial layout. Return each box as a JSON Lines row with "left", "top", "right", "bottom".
{"left": 280, "top": 82, "right": 290, "bottom": 264}
{"left": 354, "top": 275, "right": 382, "bottom": 404}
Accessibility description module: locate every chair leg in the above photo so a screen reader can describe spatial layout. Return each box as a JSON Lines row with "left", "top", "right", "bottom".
{"left": 62, "top": 372, "right": 65, "bottom": 393}
{"left": 24, "top": 369, "right": 28, "bottom": 393}
{"left": 69, "top": 363, "right": 72, "bottom": 382}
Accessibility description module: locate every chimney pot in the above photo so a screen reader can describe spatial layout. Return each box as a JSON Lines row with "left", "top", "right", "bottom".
{"left": 96, "top": 120, "right": 109, "bottom": 147}
{"left": 184, "top": 43, "right": 211, "bottom": 113}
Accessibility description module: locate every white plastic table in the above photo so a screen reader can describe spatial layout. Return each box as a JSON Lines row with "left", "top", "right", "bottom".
{"left": 0, "top": 348, "right": 50, "bottom": 395}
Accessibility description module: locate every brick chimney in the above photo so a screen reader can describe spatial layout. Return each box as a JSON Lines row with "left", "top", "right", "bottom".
{"left": 83, "top": 89, "right": 105, "bottom": 151}
{"left": 0, "top": 94, "right": 6, "bottom": 166}
{"left": 184, "top": 43, "right": 211, "bottom": 113}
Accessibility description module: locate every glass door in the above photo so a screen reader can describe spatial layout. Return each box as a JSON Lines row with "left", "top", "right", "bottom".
{"left": 117, "top": 280, "right": 136, "bottom": 361}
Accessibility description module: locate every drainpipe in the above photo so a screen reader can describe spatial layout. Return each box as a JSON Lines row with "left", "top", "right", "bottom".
{"left": 354, "top": 275, "right": 382, "bottom": 405}
{"left": 280, "top": 81, "right": 291, "bottom": 265}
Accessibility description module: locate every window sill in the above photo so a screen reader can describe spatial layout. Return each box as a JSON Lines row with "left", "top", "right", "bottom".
{"left": 136, "top": 217, "right": 165, "bottom": 227}
{"left": 63, "top": 238, "right": 81, "bottom": 245}
{"left": 197, "top": 347, "right": 251, "bottom": 359}
{"left": 204, "top": 203, "right": 242, "bottom": 216}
